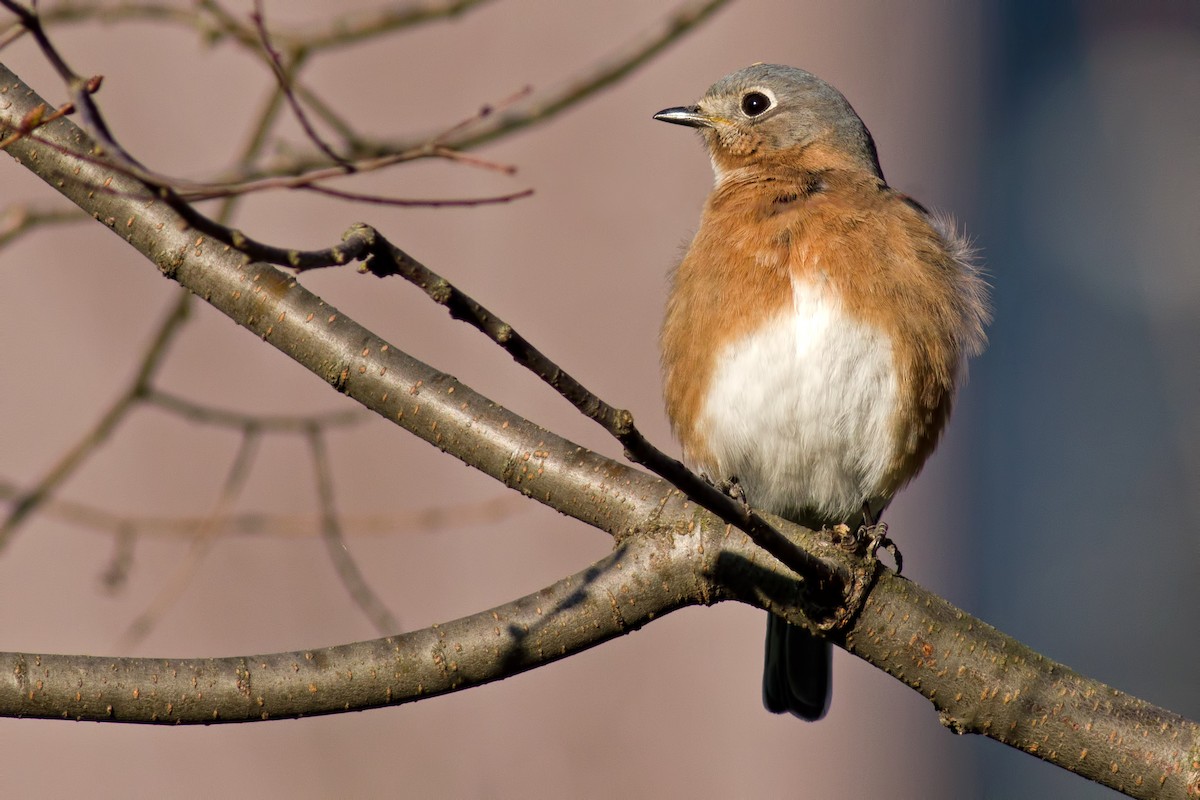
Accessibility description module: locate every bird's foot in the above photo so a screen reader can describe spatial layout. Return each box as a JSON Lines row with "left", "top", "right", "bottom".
{"left": 858, "top": 522, "right": 903, "bottom": 574}
{"left": 829, "top": 522, "right": 854, "bottom": 544}
{"left": 713, "top": 475, "right": 748, "bottom": 505}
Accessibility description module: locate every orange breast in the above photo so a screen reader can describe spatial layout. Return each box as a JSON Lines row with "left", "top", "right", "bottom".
{"left": 661, "top": 167, "right": 986, "bottom": 519}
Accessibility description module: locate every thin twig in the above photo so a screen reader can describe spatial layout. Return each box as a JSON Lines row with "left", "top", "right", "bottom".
{"left": 116, "top": 428, "right": 262, "bottom": 651}
{"left": 292, "top": 82, "right": 368, "bottom": 151}
{"left": 231, "top": 78, "right": 293, "bottom": 173}
{"left": 241, "top": 0, "right": 734, "bottom": 180}
{"left": 1, "top": 0, "right": 499, "bottom": 53}
{"left": 0, "top": 1, "right": 246, "bottom": 49}
{"left": 455, "top": 0, "right": 733, "bottom": 151}
{"left": 0, "top": 291, "right": 191, "bottom": 550}
{"left": 250, "top": 0, "right": 349, "bottom": 168}
{"left": 265, "top": 0, "right": 500, "bottom": 52}
{"left": 300, "top": 183, "right": 534, "bottom": 208}
{"left": 0, "top": 204, "right": 86, "bottom": 249}
{"left": 1, "top": 86, "right": 518, "bottom": 210}
{"left": 0, "top": 97, "right": 76, "bottom": 148}
{"left": 0, "top": 476, "right": 527, "bottom": 540}
{"left": 431, "top": 85, "right": 533, "bottom": 149}
{"left": 144, "top": 389, "right": 367, "bottom": 432}
{"left": 171, "top": 144, "right": 519, "bottom": 201}
{"left": 307, "top": 425, "right": 400, "bottom": 635}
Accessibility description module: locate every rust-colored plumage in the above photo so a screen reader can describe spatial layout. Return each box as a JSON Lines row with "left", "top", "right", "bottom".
{"left": 656, "top": 64, "right": 989, "bottom": 719}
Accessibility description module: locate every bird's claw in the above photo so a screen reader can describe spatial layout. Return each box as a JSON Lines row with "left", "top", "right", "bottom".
{"left": 858, "top": 522, "right": 903, "bottom": 574}
{"left": 714, "top": 475, "right": 748, "bottom": 506}
{"left": 830, "top": 522, "right": 855, "bottom": 547}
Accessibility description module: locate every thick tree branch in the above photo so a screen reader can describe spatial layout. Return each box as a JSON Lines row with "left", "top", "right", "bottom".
{"left": 1, "top": 529, "right": 709, "bottom": 724}
{"left": 2, "top": 61, "right": 1198, "bottom": 800}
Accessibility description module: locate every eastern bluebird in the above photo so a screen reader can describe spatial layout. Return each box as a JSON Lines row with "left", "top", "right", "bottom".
{"left": 654, "top": 64, "right": 990, "bottom": 720}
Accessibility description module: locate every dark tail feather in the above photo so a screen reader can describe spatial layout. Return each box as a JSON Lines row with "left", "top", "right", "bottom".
{"left": 762, "top": 613, "right": 831, "bottom": 721}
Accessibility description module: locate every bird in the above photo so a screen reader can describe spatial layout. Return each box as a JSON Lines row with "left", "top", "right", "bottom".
{"left": 654, "top": 64, "right": 989, "bottom": 720}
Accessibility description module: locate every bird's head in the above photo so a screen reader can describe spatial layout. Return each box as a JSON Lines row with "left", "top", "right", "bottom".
{"left": 654, "top": 63, "right": 881, "bottom": 180}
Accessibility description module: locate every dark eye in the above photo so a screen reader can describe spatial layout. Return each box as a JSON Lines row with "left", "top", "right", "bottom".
{"left": 741, "top": 91, "right": 771, "bottom": 117}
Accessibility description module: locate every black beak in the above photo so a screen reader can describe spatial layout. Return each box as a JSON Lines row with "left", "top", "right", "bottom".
{"left": 653, "top": 105, "right": 713, "bottom": 128}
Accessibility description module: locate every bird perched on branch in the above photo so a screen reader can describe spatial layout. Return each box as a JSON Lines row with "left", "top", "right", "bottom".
{"left": 655, "top": 64, "right": 989, "bottom": 720}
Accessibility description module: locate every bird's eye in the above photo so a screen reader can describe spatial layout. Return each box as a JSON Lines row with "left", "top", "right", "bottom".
{"left": 741, "top": 91, "right": 772, "bottom": 117}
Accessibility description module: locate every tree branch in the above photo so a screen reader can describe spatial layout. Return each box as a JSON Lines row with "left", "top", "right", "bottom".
{"left": 1, "top": 529, "right": 706, "bottom": 723}
{"left": 2, "top": 56, "right": 1198, "bottom": 800}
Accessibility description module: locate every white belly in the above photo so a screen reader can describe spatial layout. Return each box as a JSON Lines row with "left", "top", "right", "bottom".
{"left": 696, "top": 277, "right": 899, "bottom": 520}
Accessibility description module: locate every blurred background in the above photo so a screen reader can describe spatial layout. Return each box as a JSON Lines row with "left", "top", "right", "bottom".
{"left": 1, "top": 1, "right": 1197, "bottom": 797}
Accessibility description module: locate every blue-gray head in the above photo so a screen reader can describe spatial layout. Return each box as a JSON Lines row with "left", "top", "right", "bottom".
{"left": 654, "top": 64, "right": 881, "bottom": 178}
